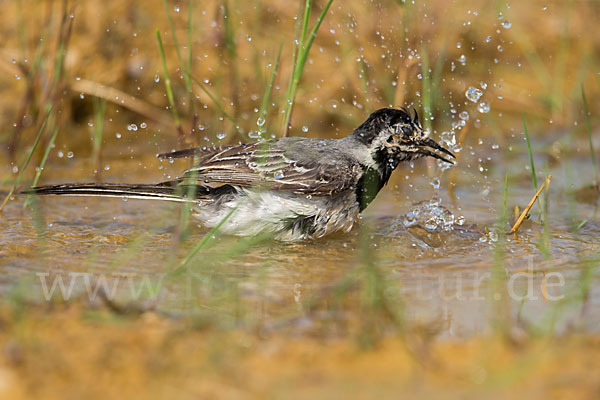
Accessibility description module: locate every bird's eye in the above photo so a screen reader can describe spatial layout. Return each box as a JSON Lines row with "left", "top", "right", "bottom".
{"left": 401, "top": 126, "right": 413, "bottom": 136}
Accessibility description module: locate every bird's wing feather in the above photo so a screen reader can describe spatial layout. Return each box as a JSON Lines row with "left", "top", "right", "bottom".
{"left": 159, "top": 140, "right": 363, "bottom": 195}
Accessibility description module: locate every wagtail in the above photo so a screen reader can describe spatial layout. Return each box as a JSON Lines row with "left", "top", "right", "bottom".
{"left": 26, "top": 108, "right": 455, "bottom": 240}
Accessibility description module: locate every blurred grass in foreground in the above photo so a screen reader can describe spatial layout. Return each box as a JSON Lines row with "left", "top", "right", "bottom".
{"left": 0, "top": 0, "right": 600, "bottom": 398}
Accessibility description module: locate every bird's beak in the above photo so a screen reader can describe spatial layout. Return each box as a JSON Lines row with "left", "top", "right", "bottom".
{"left": 417, "top": 137, "right": 456, "bottom": 164}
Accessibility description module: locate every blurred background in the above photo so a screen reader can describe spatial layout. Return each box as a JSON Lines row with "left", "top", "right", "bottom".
{"left": 0, "top": 0, "right": 598, "bottom": 184}
{"left": 0, "top": 1, "right": 600, "bottom": 398}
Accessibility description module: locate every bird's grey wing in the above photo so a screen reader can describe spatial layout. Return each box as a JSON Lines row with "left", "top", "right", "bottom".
{"left": 159, "top": 140, "right": 363, "bottom": 195}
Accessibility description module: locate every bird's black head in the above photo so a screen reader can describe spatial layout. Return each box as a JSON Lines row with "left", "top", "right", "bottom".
{"left": 351, "top": 108, "right": 455, "bottom": 166}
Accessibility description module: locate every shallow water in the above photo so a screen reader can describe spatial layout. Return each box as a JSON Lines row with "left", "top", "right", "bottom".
{"left": 1, "top": 144, "right": 599, "bottom": 338}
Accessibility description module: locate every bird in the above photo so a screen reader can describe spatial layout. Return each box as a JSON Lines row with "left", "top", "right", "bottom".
{"left": 25, "top": 108, "right": 455, "bottom": 241}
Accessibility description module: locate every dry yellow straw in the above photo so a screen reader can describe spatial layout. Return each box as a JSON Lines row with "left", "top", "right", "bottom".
{"left": 508, "top": 175, "right": 552, "bottom": 235}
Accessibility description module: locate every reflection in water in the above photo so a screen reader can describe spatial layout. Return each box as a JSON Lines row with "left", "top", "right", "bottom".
{"left": 0, "top": 158, "right": 599, "bottom": 338}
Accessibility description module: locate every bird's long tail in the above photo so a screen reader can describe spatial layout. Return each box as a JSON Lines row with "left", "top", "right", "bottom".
{"left": 22, "top": 181, "right": 202, "bottom": 203}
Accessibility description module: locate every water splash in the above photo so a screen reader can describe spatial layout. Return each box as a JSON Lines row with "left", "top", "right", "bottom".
{"left": 401, "top": 197, "right": 458, "bottom": 233}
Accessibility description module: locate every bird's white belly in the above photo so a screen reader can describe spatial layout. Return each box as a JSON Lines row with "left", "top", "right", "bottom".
{"left": 193, "top": 188, "right": 360, "bottom": 241}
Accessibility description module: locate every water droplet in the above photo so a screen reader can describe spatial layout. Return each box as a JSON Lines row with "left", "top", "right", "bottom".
{"left": 477, "top": 100, "right": 490, "bottom": 113}
{"left": 154, "top": 74, "right": 160, "bottom": 83}
{"left": 441, "top": 131, "right": 456, "bottom": 147}
{"left": 459, "top": 111, "right": 470, "bottom": 121}
{"left": 274, "top": 171, "right": 284, "bottom": 180}
{"left": 256, "top": 117, "right": 265, "bottom": 127}
{"left": 248, "top": 131, "right": 261, "bottom": 139}
{"left": 465, "top": 86, "right": 483, "bottom": 103}
{"left": 127, "top": 123, "right": 138, "bottom": 131}
{"left": 302, "top": 125, "right": 309, "bottom": 133}
{"left": 115, "top": 133, "right": 122, "bottom": 139}
{"left": 67, "top": 151, "right": 74, "bottom": 159}
{"left": 501, "top": 20, "right": 512, "bottom": 29}
{"left": 216, "top": 132, "right": 227, "bottom": 140}
{"left": 104, "top": 165, "right": 111, "bottom": 171}
{"left": 173, "top": 5, "right": 180, "bottom": 12}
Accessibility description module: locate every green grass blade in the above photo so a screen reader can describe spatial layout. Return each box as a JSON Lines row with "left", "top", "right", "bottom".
{"left": 0, "top": 105, "right": 53, "bottom": 212}
{"left": 282, "top": 0, "right": 334, "bottom": 136}
{"left": 522, "top": 112, "right": 537, "bottom": 190}
{"left": 187, "top": 73, "right": 236, "bottom": 125}
{"left": 283, "top": 0, "right": 309, "bottom": 121}
{"left": 421, "top": 44, "right": 432, "bottom": 134}
{"left": 92, "top": 97, "right": 106, "bottom": 181}
{"left": 430, "top": 41, "right": 446, "bottom": 105}
{"left": 257, "top": 42, "right": 283, "bottom": 136}
{"left": 296, "top": 0, "right": 334, "bottom": 79}
{"left": 581, "top": 86, "right": 598, "bottom": 186}
{"left": 186, "top": 0, "right": 196, "bottom": 131}
{"left": 187, "top": 0, "right": 193, "bottom": 78}
{"left": 176, "top": 169, "right": 199, "bottom": 242}
{"left": 156, "top": 29, "right": 181, "bottom": 128}
{"left": 171, "top": 206, "right": 238, "bottom": 276}
{"left": 24, "top": 125, "right": 59, "bottom": 208}
{"left": 358, "top": 59, "right": 370, "bottom": 112}
{"left": 161, "top": 0, "right": 191, "bottom": 92}
{"left": 503, "top": 172, "right": 509, "bottom": 226}
{"left": 299, "top": 0, "right": 312, "bottom": 46}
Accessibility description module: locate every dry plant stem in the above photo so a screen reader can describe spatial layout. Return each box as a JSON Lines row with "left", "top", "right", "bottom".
{"left": 508, "top": 175, "right": 552, "bottom": 235}
{"left": 71, "top": 79, "right": 177, "bottom": 130}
